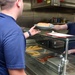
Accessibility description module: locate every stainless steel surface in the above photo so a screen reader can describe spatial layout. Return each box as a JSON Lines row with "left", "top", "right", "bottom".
{"left": 38, "top": 33, "right": 75, "bottom": 75}
{"left": 36, "top": 39, "right": 64, "bottom": 49}
{"left": 26, "top": 38, "right": 75, "bottom": 75}
{"left": 47, "top": 57, "right": 61, "bottom": 73}
{"left": 62, "top": 38, "right": 69, "bottom": 75}
{"left": 51, "top": 0, "right": 60, "bottom": 6}
{"left": 26, "top": 53, "right": 57, "bottom": 75}
{"left": 62, "top": 0, "right": 75, "bottom": 3}
{"left": 61, "top": 0, "right": 75, "bottom": 8}
{"left": 46, "top": 55, "right": 75, "bottom": 75}
{"left": 26, "top": 39, "right": 37, "bottom": 44}
{"left": 58, "top": 55, "right": 65, "bottom": 75}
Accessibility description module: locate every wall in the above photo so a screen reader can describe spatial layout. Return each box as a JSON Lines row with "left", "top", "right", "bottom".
{"left": 33, "top": 12, "right": 74, "bottom": 23}
{"left": 17, "top": 0, "right": 75, "bottom": 28}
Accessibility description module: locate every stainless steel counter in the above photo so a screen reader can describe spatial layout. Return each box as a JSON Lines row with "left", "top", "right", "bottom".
{"left": 26, "top": 53, "right": 75, "bottom": 75}
{"left": 25, "top": 35, "right": 75, "bottom": 75}
{"left": 26, "top": 53, "right": 57, "bottom": 75}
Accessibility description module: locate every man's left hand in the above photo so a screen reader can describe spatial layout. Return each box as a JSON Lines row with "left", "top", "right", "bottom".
{"left": 29, "top": 25, "right": 41, "bottom": 36}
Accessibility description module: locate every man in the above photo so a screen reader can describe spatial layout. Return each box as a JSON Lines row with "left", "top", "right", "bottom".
{"left": 0, "top": 0, "right": 40, "bottom": 75}
{"left": 37, "top": 22, "right": 75, "bottom": 54}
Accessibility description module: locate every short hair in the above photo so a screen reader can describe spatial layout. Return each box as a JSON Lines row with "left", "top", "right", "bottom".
{"left": 0, "top": 0, "right": 16, "bottom": 9}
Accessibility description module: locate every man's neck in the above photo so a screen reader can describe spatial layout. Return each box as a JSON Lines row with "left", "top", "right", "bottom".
{"left": 1, "top": 10, "right": 18, "bottom": 20}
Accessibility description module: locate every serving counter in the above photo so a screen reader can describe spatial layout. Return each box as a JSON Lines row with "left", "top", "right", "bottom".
{"left": 25, "top": 32, "right": 75, "bottom": 75}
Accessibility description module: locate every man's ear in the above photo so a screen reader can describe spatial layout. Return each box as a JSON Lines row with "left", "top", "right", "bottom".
{"left": 15, "top": 0, "right": 21, "bottom": 8}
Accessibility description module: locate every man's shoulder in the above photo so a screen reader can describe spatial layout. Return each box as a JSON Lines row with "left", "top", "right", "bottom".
{"left": 0, "top": 19, "right": 22, "bottom": 35}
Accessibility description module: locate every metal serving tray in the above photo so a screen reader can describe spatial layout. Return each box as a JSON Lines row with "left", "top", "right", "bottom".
{"left": 35, "top": 52, "right": 56, "bottom": 64}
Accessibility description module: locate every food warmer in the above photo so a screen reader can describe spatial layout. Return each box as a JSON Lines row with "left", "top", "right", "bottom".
{"left": 25, "top": 33, "right": 75, "bottom": 75}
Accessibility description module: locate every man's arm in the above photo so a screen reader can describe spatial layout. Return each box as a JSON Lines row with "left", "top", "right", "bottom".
{"left": 24, "top": 32, "right": 30, "bottom": 39}
{"left": 67, "top": 49, "right": 75, "bottom": 54}
{"left": 63, "top": 49, "right": 75, "bottom": 54}
{"left": 37, "top": 23, "right": 68, "bottom": 30}
{"left": 53, "top": 24, "right": 68, "bottom": 30}
{"left": 8, "top": 69, "right": 27, "bottom": 75}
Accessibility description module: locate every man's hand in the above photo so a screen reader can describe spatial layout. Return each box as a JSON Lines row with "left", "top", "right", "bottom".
{"left": 29, "top": 25, "right": 41, "bottom": 36}
{"left": 63, "top": 49, "right": 75, "bottom": 54}
{"left": 67, "top": 49, "right": 75, "bottom": 54}
{"left": 24, "top": 25, "right": 41, "bottom": 38}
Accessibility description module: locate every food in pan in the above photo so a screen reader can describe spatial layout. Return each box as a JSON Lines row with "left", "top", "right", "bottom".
{"left": 36, "top": 23, "right": 50, "bottom": 27}
{"left": 27, "top": 51, "right": 40, "bottom": 56}
{"left": 37, "top": 55, "right": 54, "bottom": 62}
{"left": 26, "top": 45, "right": 42, "bottom": 51}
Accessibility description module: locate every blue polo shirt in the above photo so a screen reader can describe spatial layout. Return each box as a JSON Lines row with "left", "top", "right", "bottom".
{"left": 67, "top": 22, "right": 75, "bottom": 50}
{"left": 0, "top": 13, "right": 26, "bottom": 75}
